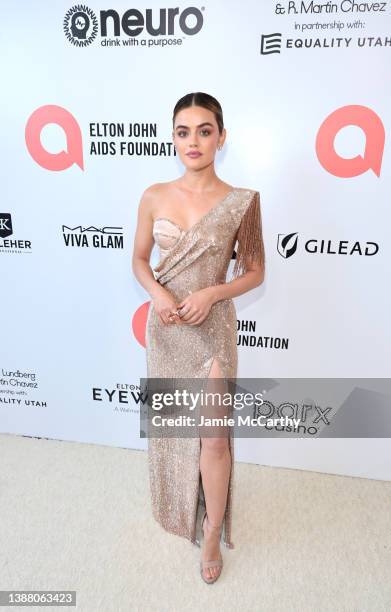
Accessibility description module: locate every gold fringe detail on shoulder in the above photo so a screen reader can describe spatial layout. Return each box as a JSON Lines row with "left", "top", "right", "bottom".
{"left": 231, "top": 190, "right": 265, "bottom": 280}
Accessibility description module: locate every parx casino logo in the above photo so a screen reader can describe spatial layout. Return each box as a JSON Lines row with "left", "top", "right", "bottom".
{"left": 64, "top": 4, "right": 98, "bottom": 47}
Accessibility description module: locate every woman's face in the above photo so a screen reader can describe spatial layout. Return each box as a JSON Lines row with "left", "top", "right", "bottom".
{"left": 172, "top": 105, "right": 226, "bottom": 168}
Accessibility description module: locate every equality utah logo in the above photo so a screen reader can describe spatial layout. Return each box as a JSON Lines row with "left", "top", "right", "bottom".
{"left": 64, "top": 5, "right": 98, "bottom": 47}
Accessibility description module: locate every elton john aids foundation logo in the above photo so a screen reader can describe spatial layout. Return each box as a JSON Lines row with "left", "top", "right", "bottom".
{"left": 63, "top": 5, "right": 98, "bottom": 47}
{"left": 24, "top": 104, "right": 385, "bottom": 179}
{"left": 316, "top": 104, "right": 384, "bottom": 178}
{"left": 25, "top": 105, "right": 84, "bottom": 171}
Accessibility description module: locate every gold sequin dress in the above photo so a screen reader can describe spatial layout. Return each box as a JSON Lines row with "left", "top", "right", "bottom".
{"left": 145, "top": 188, "right": 265, "bottom": 549}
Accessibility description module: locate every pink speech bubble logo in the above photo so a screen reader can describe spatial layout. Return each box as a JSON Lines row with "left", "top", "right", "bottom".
{"left": 316, "top": 105, "right": 384, "bottom": 178}
{"left": 132, "top": 301, "right": 151, "bottom": 348}
{"left": 25, "top": 105, "right": 84, "bottom": 171}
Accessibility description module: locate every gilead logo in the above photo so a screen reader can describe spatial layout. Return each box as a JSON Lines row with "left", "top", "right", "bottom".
{"left": 316, "top": 104, "right": 385, "bottom": 177}
{"left": 25, "top": 105, "right": 84, "bottom": 171}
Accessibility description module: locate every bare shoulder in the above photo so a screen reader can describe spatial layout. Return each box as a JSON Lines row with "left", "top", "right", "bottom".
{"left": 137, "top": 183, "right": 164, "bottom": 218}
{"left": 142, "top": 181, "right": 172, "bottom": 195}
{"left": 140, "top": 181, "right": 172, "bottom": 205}
{"left": 140, "top": 182, "right": 163, "bottom": 202}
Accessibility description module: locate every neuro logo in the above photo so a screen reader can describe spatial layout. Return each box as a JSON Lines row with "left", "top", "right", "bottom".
{"left": 0, "top": 213, "right": 13, "bottom": 238}
{"left": 25, "top": 105, "right": 84, "bottom": 171}
{"left": 64, "top": 4, "right": 98, "bottom": 47}
{"left": 316, "top": 105, "right": 385, "bottom": 178}
{"left": 260, "top": 33, "right": 282, "bottom": 55}
{"left": 277, "top": 232, "right": 298, "bottom": 259}
{"left": 64, "top": 5, "right": 203, "bottom": 46}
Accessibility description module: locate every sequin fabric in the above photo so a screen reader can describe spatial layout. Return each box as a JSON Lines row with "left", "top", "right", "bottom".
{"left": 145, "top": 188, "right": 259, "bottom": 550}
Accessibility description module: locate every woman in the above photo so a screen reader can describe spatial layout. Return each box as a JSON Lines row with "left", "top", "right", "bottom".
{"left": 132, "top": 92, "right": 265, "bottom": 584}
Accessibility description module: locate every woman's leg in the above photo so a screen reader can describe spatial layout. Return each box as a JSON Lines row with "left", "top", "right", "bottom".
{"left": 199, "top": 357, "right": 231, "bottom": 580}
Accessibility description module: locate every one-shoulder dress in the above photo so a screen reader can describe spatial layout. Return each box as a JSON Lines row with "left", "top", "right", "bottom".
{"left": 145, "top": 188, "right": 265, "bottom": 549}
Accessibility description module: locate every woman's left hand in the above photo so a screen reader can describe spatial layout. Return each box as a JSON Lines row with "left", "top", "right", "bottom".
{"left": 176, "top": 288, "right": 216, "bottom": 326}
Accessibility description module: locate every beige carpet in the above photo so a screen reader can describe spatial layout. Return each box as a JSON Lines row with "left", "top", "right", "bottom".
{"left": 0, "top": 432, "right": 390, "bottom": 612}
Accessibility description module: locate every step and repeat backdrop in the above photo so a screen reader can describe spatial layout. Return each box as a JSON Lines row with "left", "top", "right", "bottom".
{"left": 2, "top": 2, "right": 390, "bottom": 479}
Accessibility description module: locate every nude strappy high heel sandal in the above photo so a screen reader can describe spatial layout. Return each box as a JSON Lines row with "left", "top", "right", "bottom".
{"left": 200, "top": 509, "right": 223, "bottom": 584}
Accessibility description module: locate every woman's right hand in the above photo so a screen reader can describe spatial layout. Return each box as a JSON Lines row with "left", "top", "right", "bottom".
{"left": 151, "top": 288, "right": 181, "bottom": 326}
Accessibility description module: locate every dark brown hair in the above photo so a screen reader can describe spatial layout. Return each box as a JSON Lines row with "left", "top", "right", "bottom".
{"left": 172, "top": 92, "right": 224, "bottom": 134}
